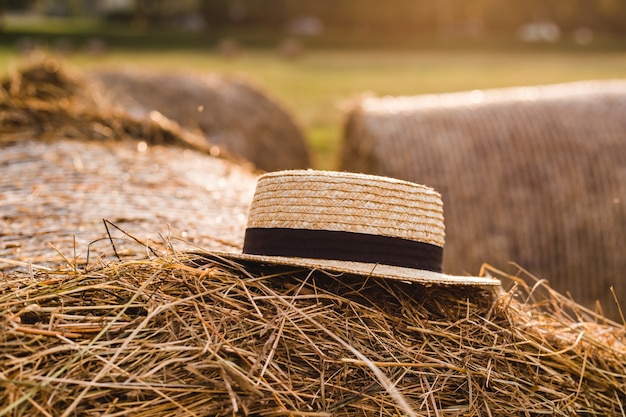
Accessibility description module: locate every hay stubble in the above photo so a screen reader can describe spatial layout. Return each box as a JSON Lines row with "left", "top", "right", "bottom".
{"left": 1, "top": 250, "right": 624, "bottom": 416}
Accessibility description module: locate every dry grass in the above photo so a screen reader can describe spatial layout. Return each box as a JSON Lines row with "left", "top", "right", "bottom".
{"left": 0, "top": 231, "right": 625, "bottom": 416}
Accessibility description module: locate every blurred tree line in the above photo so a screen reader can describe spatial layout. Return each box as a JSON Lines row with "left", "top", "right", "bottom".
{"left": 200, "top": 0, "right": 626, "bottom": 36}
{"left": 2, "top": 0, "right": 626, "bottom": 36}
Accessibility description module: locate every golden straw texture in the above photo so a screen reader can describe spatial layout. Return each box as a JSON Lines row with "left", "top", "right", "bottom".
{"left": 0, "top": 242, "right": 624, "bottom": 416}
{"left": 247, "top": 170, "right": 445, "bottom": 246}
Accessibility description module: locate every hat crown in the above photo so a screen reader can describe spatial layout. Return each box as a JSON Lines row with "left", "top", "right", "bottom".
{"left": 246, "top": 170, "right": 445, "bottom": 247}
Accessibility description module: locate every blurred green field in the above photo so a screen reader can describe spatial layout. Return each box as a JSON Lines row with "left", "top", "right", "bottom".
{"left": 2, "top": 44, "right": 626, "bottom": 169}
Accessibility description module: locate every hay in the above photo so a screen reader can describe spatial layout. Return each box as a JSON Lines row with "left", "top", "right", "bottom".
{"left": 0, "top": 239, "right": 624, "bottom": 416}
{"left": 0, "top": 139, "right": 256, "bottom": 270}
{"left": 0, "top": 58, "right": 257, "bottom": 271}
{"left": 1, "top": 57, "right": 311, "bottom": 171}
{"left": 2, "top": 57, "right": 624, "bottom": 415}
{"left": 340, "top": 80, "right": 626, "bottom": 319}
{"left": 89, "top": 67, "right": 311, "bottom": 172}
{"left": 0, "top": 58, "right": 220, "bottom": 155}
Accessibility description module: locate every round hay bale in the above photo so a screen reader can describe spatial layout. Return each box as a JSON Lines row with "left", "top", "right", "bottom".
{"left": 88, "top": 68, "right": 311, "bottom": 172}
{"left": 340, "top": 80, "right": 626, "bottom": 319}
{"left": 0, "top": 59, "right": 257, "bottom": 271}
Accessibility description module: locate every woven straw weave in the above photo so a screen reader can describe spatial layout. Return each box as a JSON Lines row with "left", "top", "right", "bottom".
{"left": 247, "top": 171, "right": 445, "bottom": 246}
{"left": 340, "top": 80, "right": 626, "bottom": 318}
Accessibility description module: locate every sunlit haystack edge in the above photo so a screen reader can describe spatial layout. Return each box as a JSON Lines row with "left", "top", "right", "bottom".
{"left": 340, "top": 81, "right": 626, "bottom": 319}
{"left": 0, "top": 235, "right": 625, "bottom": 416}
{"left": 0, "top": 57, "right": 220, "bottom": 155}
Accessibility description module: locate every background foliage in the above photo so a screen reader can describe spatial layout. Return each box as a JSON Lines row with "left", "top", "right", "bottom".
{"left": 3, "top": 0, "right": 626, "bottom": 37}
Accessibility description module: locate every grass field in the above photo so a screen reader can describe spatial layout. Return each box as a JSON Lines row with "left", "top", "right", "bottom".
{"left": 2, "top": 31, "right": 626, "bottom": 169}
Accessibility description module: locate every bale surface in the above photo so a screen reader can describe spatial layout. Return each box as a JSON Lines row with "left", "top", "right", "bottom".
{"left": 0, "top": 251, "right": 624, "bottom": 416}
{"left": 340, "top": 80, "right": 626, "bottom": 319}
{"left": 1, "top": 59, "right": 257, "bottom": 271}
{"left": 0, "top": 139, "right": 256, "bottom": 270}
{"left": 89, "top": 68, "right": 311, "bottom": 172}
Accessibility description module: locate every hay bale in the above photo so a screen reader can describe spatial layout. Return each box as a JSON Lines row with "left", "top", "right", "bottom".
{"left": 0, "top": 139, "right": 256, "bottom": 270}
{"left": 0, "top": 58, "right": 229, "bottom": 156}
{"left": 0, "top": 251, "right": 624, "bottom": 415}
{"left": 0, "top": 59, "right": 257, "bottom": 270}
{"left": 89, "top": 68, "right": 311, "bottom": 172}
{"left": 340, "top": 80, "right": 626, "bottom": 319}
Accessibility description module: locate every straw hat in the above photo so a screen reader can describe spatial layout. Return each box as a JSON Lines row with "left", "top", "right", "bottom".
{"left": 214, "top": 170, "right": 500, "bottom": 286}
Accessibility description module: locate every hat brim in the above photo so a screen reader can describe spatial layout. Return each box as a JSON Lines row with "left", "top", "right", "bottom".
{"left": 209, "top": 251, "right": 501, "bottom": 286}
